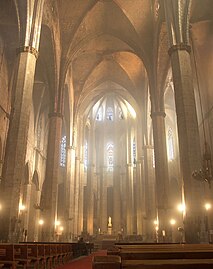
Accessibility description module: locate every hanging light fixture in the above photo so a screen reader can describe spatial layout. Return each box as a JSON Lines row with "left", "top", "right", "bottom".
{"left": 191, "top": 34, "right": 213, "bottom": 188}
{"left": 192, "top": 141, "right": 213, "bottom": 187}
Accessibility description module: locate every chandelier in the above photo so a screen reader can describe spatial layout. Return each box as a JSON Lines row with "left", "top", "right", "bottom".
{"left": 191, "top": 35, "right": 213, "bottom": 188}
{"left": 192, "top": 142, "right": 213, "bottom": 188}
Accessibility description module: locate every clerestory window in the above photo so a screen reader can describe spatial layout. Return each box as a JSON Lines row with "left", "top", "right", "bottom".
{"left": 106, "top": 107, "right": 113, "bottom": 121}
{"left": 60, "top": 135, "right": 66, "bottom": 167}
{"left": 107, "top": 143, "right": 114, "bottom": 171}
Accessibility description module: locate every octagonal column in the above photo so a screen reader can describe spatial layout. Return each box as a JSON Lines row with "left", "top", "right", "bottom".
{"left": 151, "top": 111, "right": 170, "bottom": 241}
{"left": 168, "top": 45, "right": 203, "bottom": 243}
{"left": 40, "top": 113, "right": 62, "bottom": 241}
{"left": 0, "top": 52, "right": 43, "bottom": 242}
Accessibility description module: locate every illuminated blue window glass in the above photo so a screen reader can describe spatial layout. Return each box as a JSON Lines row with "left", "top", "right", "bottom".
{"left": 60, "top": 136, "right": 66, "bottom": 167}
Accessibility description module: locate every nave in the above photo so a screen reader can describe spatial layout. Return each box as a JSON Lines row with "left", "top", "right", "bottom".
{"left": 0, "top": 0, "right": 213, "bottom": 245}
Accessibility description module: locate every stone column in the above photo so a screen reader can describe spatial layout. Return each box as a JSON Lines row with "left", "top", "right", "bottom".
{"left": 143, "top": 145, "right": 156, "bottom": 240}
{"left": 164, "top": 0, "right": 204, "bottom": 243}
{"left": 64, "top": 146, "right": 71, "bottom": 241}
{"left": 66, "top": 145, "right": 76, "bottom": 241}
{"left": 23, "top": 183, "right": 32, "bottom": 241}
{"left": 99, "top": 166, "right": 108, "bottom": 233}
{"left": 73, "top": 157, "right": 80, "bottom": 237}
{"left": 126, "top": 163, "right": 134, "bottom": 235}
{"left": 151, "top": 111, "right": 170, "bottom": 241}
{"left": 86, "top": 124, "right": 95, "bottom": 235}
{"left": 169, "top": 46, "right": 203, "bottom": 242}
{"left": 0, "top": 0, "right": 44, "bottom": 242}
{"left": 86, "top": 164, "right": 94, "bottom": 235}
{"left": 77, "top": 161, "right": 84, "bottom": 235}
{"left": 96, "top": 171, "right": 100, "bottom": 235}
{"left": 40, "top": 113, "right": 62, "bottom": 241}
{"left": 136, "top": 160, "right": 143, "bottom": 235}
{"left": 113, "top": 165, "right": 121, "bottom": 234}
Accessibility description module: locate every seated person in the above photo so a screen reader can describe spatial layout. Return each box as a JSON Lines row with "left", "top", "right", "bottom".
{"left": 78, "top": 237, "right": 88, "bottom": 255}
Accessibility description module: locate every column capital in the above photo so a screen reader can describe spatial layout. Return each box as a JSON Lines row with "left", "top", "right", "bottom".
{"left": 143, "top": 145, "right": 154, "bottom": 150}
{"left": 67, "top": 145, "right": 76, "bottom": 150}
{"left": 168, "top": 43, "right": 191, "bottom": 56}
{"left": 48, "top": 112, "right": 63, "bottom": 119}
{"left": 138, "top": 156, "right": 144, "bottom": 161}
{"left": 16, "top": 46, "right": 39, "bottom": 59}
{"left": 150, "top": 111, "right": 166, "bottom": 118}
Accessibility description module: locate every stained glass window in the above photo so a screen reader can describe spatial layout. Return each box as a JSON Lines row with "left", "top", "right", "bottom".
{"left": 106, "top": 107, "right": 113, "bottom": 121}
{"left": 60, "top": 135, "right": 66, "bottom": 167}
{"left": 96, "top": 107, "right": 103, "bottom": 121}
{"left": 168, "top": 128, "right": 174, "bottom": 160}
{"left": 37, "top": 116, "right": 42, "bottom": 149}
{"left": 119, "top": 108, "right": 124, "bottom": 119}
{"left": 133, "top": 138, "right": 136, "bottom": 166}
{"left": 84, "top": 142, "right": 88, "bottom": 170}
{"left": 153, "top": 149, "right": 155, "bottom": 168}
{"left": 107, "top": 143, "right": 113, "bottom": 171}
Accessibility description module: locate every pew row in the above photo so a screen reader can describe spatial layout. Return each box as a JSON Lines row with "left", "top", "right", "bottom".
{"left": 103, "top": 243, "right": 213, "bottom": 269}
{"left": 122, "top": 258, "right": 213, "bottom": 269}
{"left": 93, "top": 255, "right": 121, "bottom": 269}
{"left": 0, "top": 242, "right": 82, "bottom": 269}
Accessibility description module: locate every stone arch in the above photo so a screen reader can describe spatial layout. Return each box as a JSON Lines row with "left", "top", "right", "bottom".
{"left": 32, "top": 170, "right": 40, "bottom": 191}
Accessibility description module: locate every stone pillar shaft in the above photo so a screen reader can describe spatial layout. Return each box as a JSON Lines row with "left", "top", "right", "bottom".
{"left": 169, "top": 48, "right": 203, "bottom": 242}
{"left": 143, "top": 146, "right": 156, "bottom": 239}
{"left": 74, "top": 158, "right": 80, "bottom": 236}
{"left": 86, "top": 164, "right": 94, "bottom": 234}
{"left": 40, "top": 114, "right": 62, "bottom": 241}
{"left": 126, "top": 163, "right": 134, "bottom": 234}
{"left": 151, "top": 112, "right": 170, "bottom": 238}
{"left": 86, "top": 124, "right": 95, "bottom": 235}
{"left": 113, "top": 166, "right": 121, "bottom": 233}
{"left": 1, "top": 51, "right": 37, "bottom": 242}
{"left": 100, "top": 167, "right": 108, "bottom": 233}
{"left": 136, "top": 161, "right": 143, "bottom": 235}
{"left": 64, "top": 146, "right": 75, "bottom": 241}
{"left": 77, "top": 161, "right": 84, "bottom": 235}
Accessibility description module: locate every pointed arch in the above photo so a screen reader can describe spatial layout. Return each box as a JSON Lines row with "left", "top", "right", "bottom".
{"left": 106, "top": 106, "right": 114, "bottom": 121}
{"left": 32, "top": 170, "right": 40, "bottom": 191}
{"left": 60, "top": 135, "right": 67, "bottom": 167}
{"left": 168, "top": 127, "right": 174, "bottom": 161}
{"left": 107, "top": 142, "right": 114, "bottom": 171}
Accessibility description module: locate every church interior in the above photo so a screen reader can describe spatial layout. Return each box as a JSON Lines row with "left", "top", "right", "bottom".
{"left": 0, "top": 0, "right": 213, "bottom": 248}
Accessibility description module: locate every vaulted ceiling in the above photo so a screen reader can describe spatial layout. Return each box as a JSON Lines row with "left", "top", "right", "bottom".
{"left": 0, "top": 0, "right": 213, "bottom": 119}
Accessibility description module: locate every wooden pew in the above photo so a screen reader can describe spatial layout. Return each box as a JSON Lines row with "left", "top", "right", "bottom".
{"left": 92, "top": 255, "right": 121, "bottom": 269}
{"left": 122, "top": 258, "right": 213, "bottom": 268}
{"left": 27, "top": 244, "right": 46, "bottom": 269}
{"left": 0, "top": 244, "right": 17, "bottom": 269}
{"left": 113, "top": 243, "right": 213, "bottom": 269}
{"left": 14, "top": 244, "right": 30, "bottom": 269}
{"left": 61, "top": 243, "right": 73, "bottom": 262}
{"left": 0, "top": 242, "right": 74, "bottom": 269}
{"left": 21, "top": 242, "right": 74, "bottom": 267}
